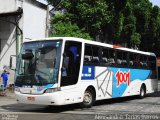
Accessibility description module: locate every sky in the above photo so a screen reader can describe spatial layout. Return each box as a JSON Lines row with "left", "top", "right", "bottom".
{"left": 150, "top": 0, "right": 160, "bottom": 6}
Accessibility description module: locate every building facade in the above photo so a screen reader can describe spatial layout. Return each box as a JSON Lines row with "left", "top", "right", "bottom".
{"left": 0, "top": 0, "right": 49, "bottom": 84}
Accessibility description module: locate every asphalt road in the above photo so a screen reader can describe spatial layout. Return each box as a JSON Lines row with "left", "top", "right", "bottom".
{"left": 0, "top": 84, "right": 160, "bottom": 120}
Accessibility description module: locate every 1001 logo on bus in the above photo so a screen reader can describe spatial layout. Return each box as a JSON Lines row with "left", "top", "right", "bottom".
{"left": 116, "top": 70, "right": 130, "bottom": 86}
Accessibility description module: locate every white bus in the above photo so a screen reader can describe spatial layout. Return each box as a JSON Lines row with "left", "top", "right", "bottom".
{"left": 11, "top": 37, "right": 158, "bottom": 108}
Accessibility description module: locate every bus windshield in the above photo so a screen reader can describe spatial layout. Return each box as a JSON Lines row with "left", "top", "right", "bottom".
{"left": 15, "top": 40, "right": 62, "bottom": 86}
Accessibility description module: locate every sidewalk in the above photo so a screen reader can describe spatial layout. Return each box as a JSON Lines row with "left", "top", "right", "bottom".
{"left": 0, "top": 89, "right": 15, "bottom": 100}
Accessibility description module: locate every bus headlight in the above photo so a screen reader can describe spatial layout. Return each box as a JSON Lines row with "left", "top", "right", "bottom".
{"left": 44, "top": 87, "right": 61, "bottom": 93}
{"left": 15, "top": 87, "right": 20, "bottom": 92}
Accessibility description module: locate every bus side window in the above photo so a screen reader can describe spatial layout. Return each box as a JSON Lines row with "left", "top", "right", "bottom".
{"left": 116, "top": 51, "right": 128, "bottom": 67}
{"left": 102, "top": 48, "right": 109, "bottom": 65}
{"left": 84, "top": 45, "right": 92, "bottom": 65}
{"left": 140, "top": 55, "right": 144, "bottom": 67}
{"left": 117, "top": 51, "right": 123, "bottom": 65}
{"left": 140, "top": 55, "right": 148, "bottom": 68}
{"left": 92, "top": 56, "right": 100, "bottom": 63}
{"left": 134, "top": 54, "right": 140, "bottom": 68}
{"left": 144, "top": 56, "right": 149, "bottom": 68}
{"left": 91, "top": 46, "right": 101, "bottom": 65}
{"left": 84, "top": 55, "right": 91, "bottom": 63}
{"left": 148, "top": 56, "right": 157, "bottom": 79}
{"left": 108, "top": 49, "right": 116, "bottom": 66}
{"left": 122, "top": 52, "right": 128, "bottom": 66}
{"left": 84, "top": 45, "right": 101, "bottom": 65}
{"left": 129, "top": 53, "right": 134, "bottom": 67}
{"left": 148, "top": 56, "right": 156, "bottom": 70}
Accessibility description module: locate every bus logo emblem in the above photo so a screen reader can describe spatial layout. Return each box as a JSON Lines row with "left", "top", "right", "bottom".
{"left": 116, "top": 70, "right": 130, "bottom": 86}
{"left": 82, "top": 66, "right": 95, "bottom": 80}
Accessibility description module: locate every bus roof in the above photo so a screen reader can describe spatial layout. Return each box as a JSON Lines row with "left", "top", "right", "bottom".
{"left": 24, "top": 37, "right": 156, "bottom": 57}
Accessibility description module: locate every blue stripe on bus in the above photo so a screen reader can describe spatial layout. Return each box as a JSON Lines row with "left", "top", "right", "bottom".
{"left": 36, "top": 84, "right": 54, "bottom": 92}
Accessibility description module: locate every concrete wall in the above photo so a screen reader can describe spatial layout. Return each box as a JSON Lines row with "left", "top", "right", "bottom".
{"left": 23, "top": 0, "right": 47, "bottom": 41}
{"left": 0, "top": 0, "right": 18, "bottom": 14}
{"left": 0, "top": 17, "right": 17, "bottom": 70}
{"left": 0, "top": 17, "right": 17, "bottom": 85}
{"left": 0, "top": 0, "right": 47, "bottom": 85}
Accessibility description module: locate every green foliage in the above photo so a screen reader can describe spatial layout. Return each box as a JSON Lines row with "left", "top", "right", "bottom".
{"left": 131, "top": 33, "right": 141, "bottom": 46}
{"left": 50, "top": 20, "right": 92, "bottom": 40}
{"left": 48, "top": 0, "right": 112, "bottom": 41}
{"left": 76, "top": 0, "right": 111, "bottom": 30}
{"left": 125, "top": 15, "right": 136, "bottom": 25}
{"left": 133, "top": 0, "right": 152, "bottom": 34}
{"left": 47, "top": 0, "right": 160, "bottom": 55}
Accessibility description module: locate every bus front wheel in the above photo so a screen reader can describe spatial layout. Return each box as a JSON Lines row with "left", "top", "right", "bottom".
{"left": 81, "top": 88, "right": 95, "bottom": 108}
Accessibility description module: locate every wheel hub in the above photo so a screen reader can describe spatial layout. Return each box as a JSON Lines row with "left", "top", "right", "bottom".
{"left": 84, "top": 92, "right": 92, "bottom": 104}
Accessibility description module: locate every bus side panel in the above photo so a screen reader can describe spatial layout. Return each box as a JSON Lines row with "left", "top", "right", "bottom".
{"left": 109, "top": 67, "right": 151, "bottom": 98}
{"left": 94, "top": 66, "right": 113, "bottom": 100}
{"left": 81, "top": 66, "right": 156, "bottom": 100}
{"left": 81, "top": 66, "right": 113, "bottom": 100}
{"left": 143, "top": 78, "right": 158, "bottom": 94}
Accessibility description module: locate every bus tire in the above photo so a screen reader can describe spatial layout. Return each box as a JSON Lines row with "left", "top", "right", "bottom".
{"left": 80, "top": 88, "right": 95, "bottom": 108}
{"left": 139, "top": 85, "right": 146, "bottom": 99}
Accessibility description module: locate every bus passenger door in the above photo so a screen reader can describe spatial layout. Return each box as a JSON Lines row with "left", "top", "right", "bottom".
{"left": 60, "top": 41, "right": 82, "bottom": 87}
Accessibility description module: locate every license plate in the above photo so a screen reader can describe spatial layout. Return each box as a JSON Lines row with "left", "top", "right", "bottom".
{"left": 27, "top": 97, "right": 35, "bottom": 101}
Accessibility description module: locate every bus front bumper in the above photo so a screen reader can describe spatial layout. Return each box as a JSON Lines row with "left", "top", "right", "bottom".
{"left": 15, "top": 91, "right": 65, "bottom": 105}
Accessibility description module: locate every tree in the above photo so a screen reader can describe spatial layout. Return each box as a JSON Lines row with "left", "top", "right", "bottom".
{"left": 130, "top": 33, "right": 141, "bottom": 49}
{"left": 122, "top": 3, "right": 137, "bottom": 47}
{"left": 50, "top": 13, "right": 92, "bottom": 40}
{"left": 48, "top": 0, "right": 112, "bottom": 42}
{"left": 47, "top": 0, "right": 160, "bottom": 56}
{"left": 132, "top": 0, "right": 152, "bottom": 51}
{"left": 110, "top": 0, "right": 127, "bottom": 44}
{"left": 148, "top": 6, "right": 160, "bottom": 56}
